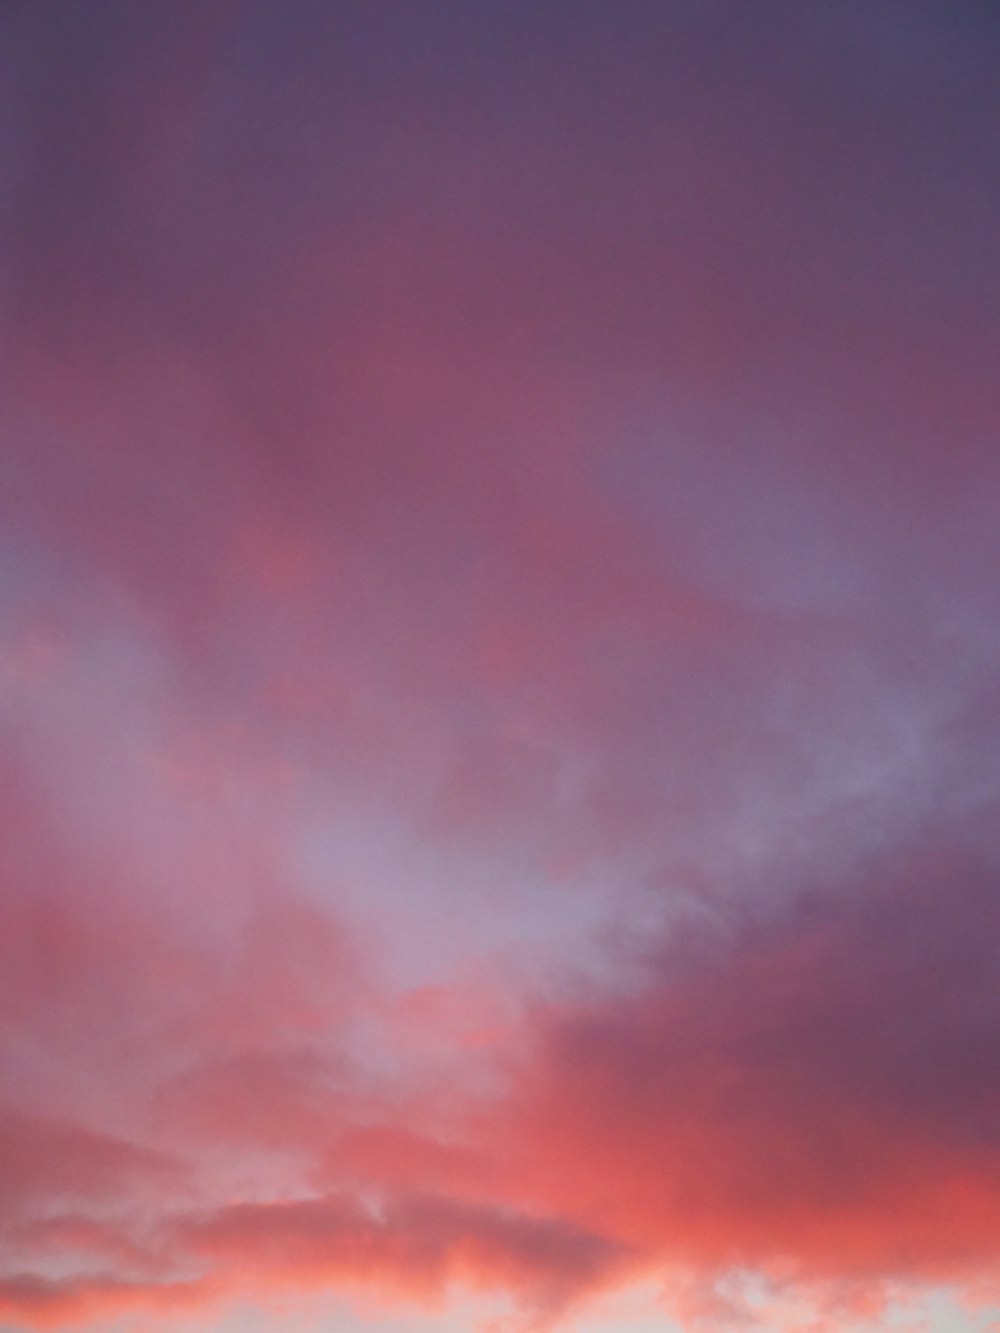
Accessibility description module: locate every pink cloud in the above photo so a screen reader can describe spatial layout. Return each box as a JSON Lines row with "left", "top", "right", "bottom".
{"left": 1, "top": 5, "right": 1000, "bottom": 1332}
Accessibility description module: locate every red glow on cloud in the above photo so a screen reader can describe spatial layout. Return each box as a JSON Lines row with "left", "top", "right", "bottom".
{"left": 2, "top": 5, "right": 1000, "bottom": 1332}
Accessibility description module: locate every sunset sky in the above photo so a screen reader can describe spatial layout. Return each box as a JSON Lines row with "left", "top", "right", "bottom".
{"left": 2, "top": 4, "right": 1000, "bottom": 1332}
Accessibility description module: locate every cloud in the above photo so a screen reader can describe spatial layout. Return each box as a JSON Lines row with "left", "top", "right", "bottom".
{"left": 0, "top": 1112, "right": 177, "bottom": 1211}
{"left": 176, "top": 1192, "right": 628, "bottom": 1319}
{"left": 1, "top": 4, "right": 1000, "bottom": 1331}
{"left": 492, "top": 837, "right": 1000, "bottom": 1286}
{"left": 0, "top": 1272, "right": 206, "bottom": 1329}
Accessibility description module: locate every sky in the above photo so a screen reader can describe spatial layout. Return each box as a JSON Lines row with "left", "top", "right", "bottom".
{"left": 1, "top": 2, "right": 1000, "bottom": 1332}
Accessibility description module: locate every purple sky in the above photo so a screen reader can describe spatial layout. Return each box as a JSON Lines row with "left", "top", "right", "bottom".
{"left": 2, "top": 4, "right": 1000, "bottom": 1332}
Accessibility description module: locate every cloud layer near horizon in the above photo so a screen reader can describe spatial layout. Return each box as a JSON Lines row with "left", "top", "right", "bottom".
{"left": 2, "top": 4, "right": 1000, "bottom": 1331}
